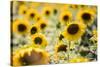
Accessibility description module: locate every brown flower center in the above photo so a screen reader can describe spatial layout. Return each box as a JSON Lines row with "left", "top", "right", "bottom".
{"left": 40, "top": 23, "right": 46, "bottom": 29}
{"left": 67, "top": 24, "right": 79, "bottom": 35}
{"left": 31, "top": 27, "right": 37, "bottom": 34}
{"left": 45, "top": 10, "right": 50, "bottom": 16}
{"left": 30, "top": 13, "right": 35, "bottom": 18}
{"left": 82, "top": 13, "right": 91, "bottom": 21}
{"left": 57, "top": 45, "right": 67, "bottom": 52}
{"left": 63, "top": 15, "right": 69, "bottom": 22}
{"left": 18, "top": 24, "right": 27, "bottom": 32}
{"left": 34, "top": 37, "right": 42, "bottom": 44}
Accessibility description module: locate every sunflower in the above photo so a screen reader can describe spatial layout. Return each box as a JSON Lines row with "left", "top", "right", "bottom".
{"left": 30, "top": 24, "right": 40, "bottom": 35}
{"left": 18, "top": 4, "right": 28, "bottom": 16}
{"left": 54, "top": 42, "right": 68, "bottom": 62}
{"left": 59, "top": 10, "right": 72, "bottom": 25}
{"left": 12, "top": 19, "right": 30, "bottom": 35}
{"left": 38, "top": 19, "right": 48, "bottom": 30}
{"left": 42, "top": 6, "right": 53, "bottom": 18}
{"left": 55, "top": 42, "right": 67, "bottom": 53}
{"left": 63, "top": 21, "right": 86, "bottom": 41}
{"left": 69, "top": 57, "right": 89, "bottom": 63}
{"left": 76, "top": 8, "right": 95, "bottom": 26}
{"left": 25, "top": 8, "right": 39, "bottom": 21}
{"left": 12, "top": 45, "right": 49, "bottom": 66}
{"left": 31, "top": 33, "right": 48, "bottom": 48}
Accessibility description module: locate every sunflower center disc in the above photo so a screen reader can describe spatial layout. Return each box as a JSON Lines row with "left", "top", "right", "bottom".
{"left": 82, "top": 13, "right": 91, "bottom": 21}
{"left": 63, "top": 15, "right": 69, "bottom": 21}
{"left": 31, "top": 27, "right": 37, "bottom": 34}
{"left": 18, "top": 24, "right": 26, "bottom": 32}
{"left": 40, "top": 23, "right": 46, "bottom": 29}
{"left": 67, "top": 24, "right": 79, "bottom": 35}
{"left": 30, "top": 13, "right": 35, "bottom": 18}
{"left": 45, "top": 11, "right": 50, "bottom": 15}
{"left": 58, "top": 45, "right": 67, "bottom": 52}
{"left": 34, "top": 37, "right": 42, "bottom": 44}
{"left": 54, "top": 9, "right": 57, "bottom": 15}
{"left": 20, "top": 50, "right": 42, "bottom": 65}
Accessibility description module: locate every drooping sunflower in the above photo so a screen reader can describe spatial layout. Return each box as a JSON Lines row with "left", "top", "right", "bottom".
{"left": 55, "top": 42, "right": 67, "bottom": 53}
{"left": 12, "top": 19, "right": 30, "bottom": 35}
{"left": 58, "top": 33, "right": 64, "bottom": 41}
{"left": 42, "top": 6, "right": 53, "bottom": 18}
{"left": 31, "top": 33, "right": 48, "bottom": 48}
{"left": 76, "top": 8, "right": 96, "bottom": 26}
{"left": 12, "top": 45, "right": 49, "bottom": 66}
{"left": 59, "top": 10, "right": 72, "bottom": 25}
{"left": 25, "top": 8, "right": 39, "bottom": 21}
{"left": 18, "top": 4, "right": 28, "bottom": 16}
{"left": 30, "top": 24, "right": 40, "bottom": 35}
{"left": 63, "top": 21, "right": 86, "bottom": 41}
{"left": 69, "top": 57, "right": 89, "bottom": 63}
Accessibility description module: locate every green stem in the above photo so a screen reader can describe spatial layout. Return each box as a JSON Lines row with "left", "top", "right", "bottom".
{"left": 68, "top": 41, "right": 71, "bottom": 62}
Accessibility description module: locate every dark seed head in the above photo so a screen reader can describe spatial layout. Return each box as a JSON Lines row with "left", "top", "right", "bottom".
{"left": 82, "top": 13, "right": 91, "bottom": 21}
{"left": 53, "top": 9, "right": 57, "bottom": 15}
{"left": 31, "top": 27, "right": 37, "bottom": 34}
{"left": 40, "top": 23, "right": 46, "bottom": 29}
{"left": 57, "top": 45, "right": 67, "bottom": 52}
{"left": 45, "top": 11, "right": 50, "bottom": 16}
{"left": 23, "top": 10, "right": 26, "bottom": 14}
{"left": 34, "top": 37, "right": 42, "bottom": 44}
{"left": 30, "top": 13, "right": 35, "bottom": 18}
{"left": 18, "top": 24, "right": 26, "bottom": 32}
{"left": 67, "top": 24, "right": 79, "bottom": 35}
{"left": 63, "top": 15, "right": 69, "bottom": 21}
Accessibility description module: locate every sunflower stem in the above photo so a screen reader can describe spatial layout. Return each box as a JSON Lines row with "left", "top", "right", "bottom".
{"left": 68, "top": 41, "right": 71, "bottom": 62}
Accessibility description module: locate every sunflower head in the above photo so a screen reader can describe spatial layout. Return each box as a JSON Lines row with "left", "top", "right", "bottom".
{"left": 63, "top": 21, "right": 86, "bottom": 41}
{"left": 18, "top": 4, "right": 28, "bottom": 16}
{"left": 42, "top": 6, "right": 53, "bottom": 18}
{"left": 30, "top": 24, "right": 40, "bottom": 35}
{"left": 12, "top": 45, "right": 49, "bottom": 66}
{"left": 31, "top": 33, "right": 48, "bottom": 48}
{"left": 38, "top": 19, "right": 48, "bottom": 31}
{"left": 59, "top": 10, "right": 72, "bottom": 25}
{"left": 26, "top": 8, "right": 39, "bottom": 21}
{"left": 77, "top": 8, "right": 96, "bottom": 26}
{"left": 55, "top": 42, "right": 67, "bottom": 53}
{"left": 12, "top": 19, "right": 30, "bottom": 35}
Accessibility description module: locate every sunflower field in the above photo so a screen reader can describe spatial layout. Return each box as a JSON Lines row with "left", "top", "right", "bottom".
{"left": 11, "top": 1, "right": 97, "bottom": 66}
